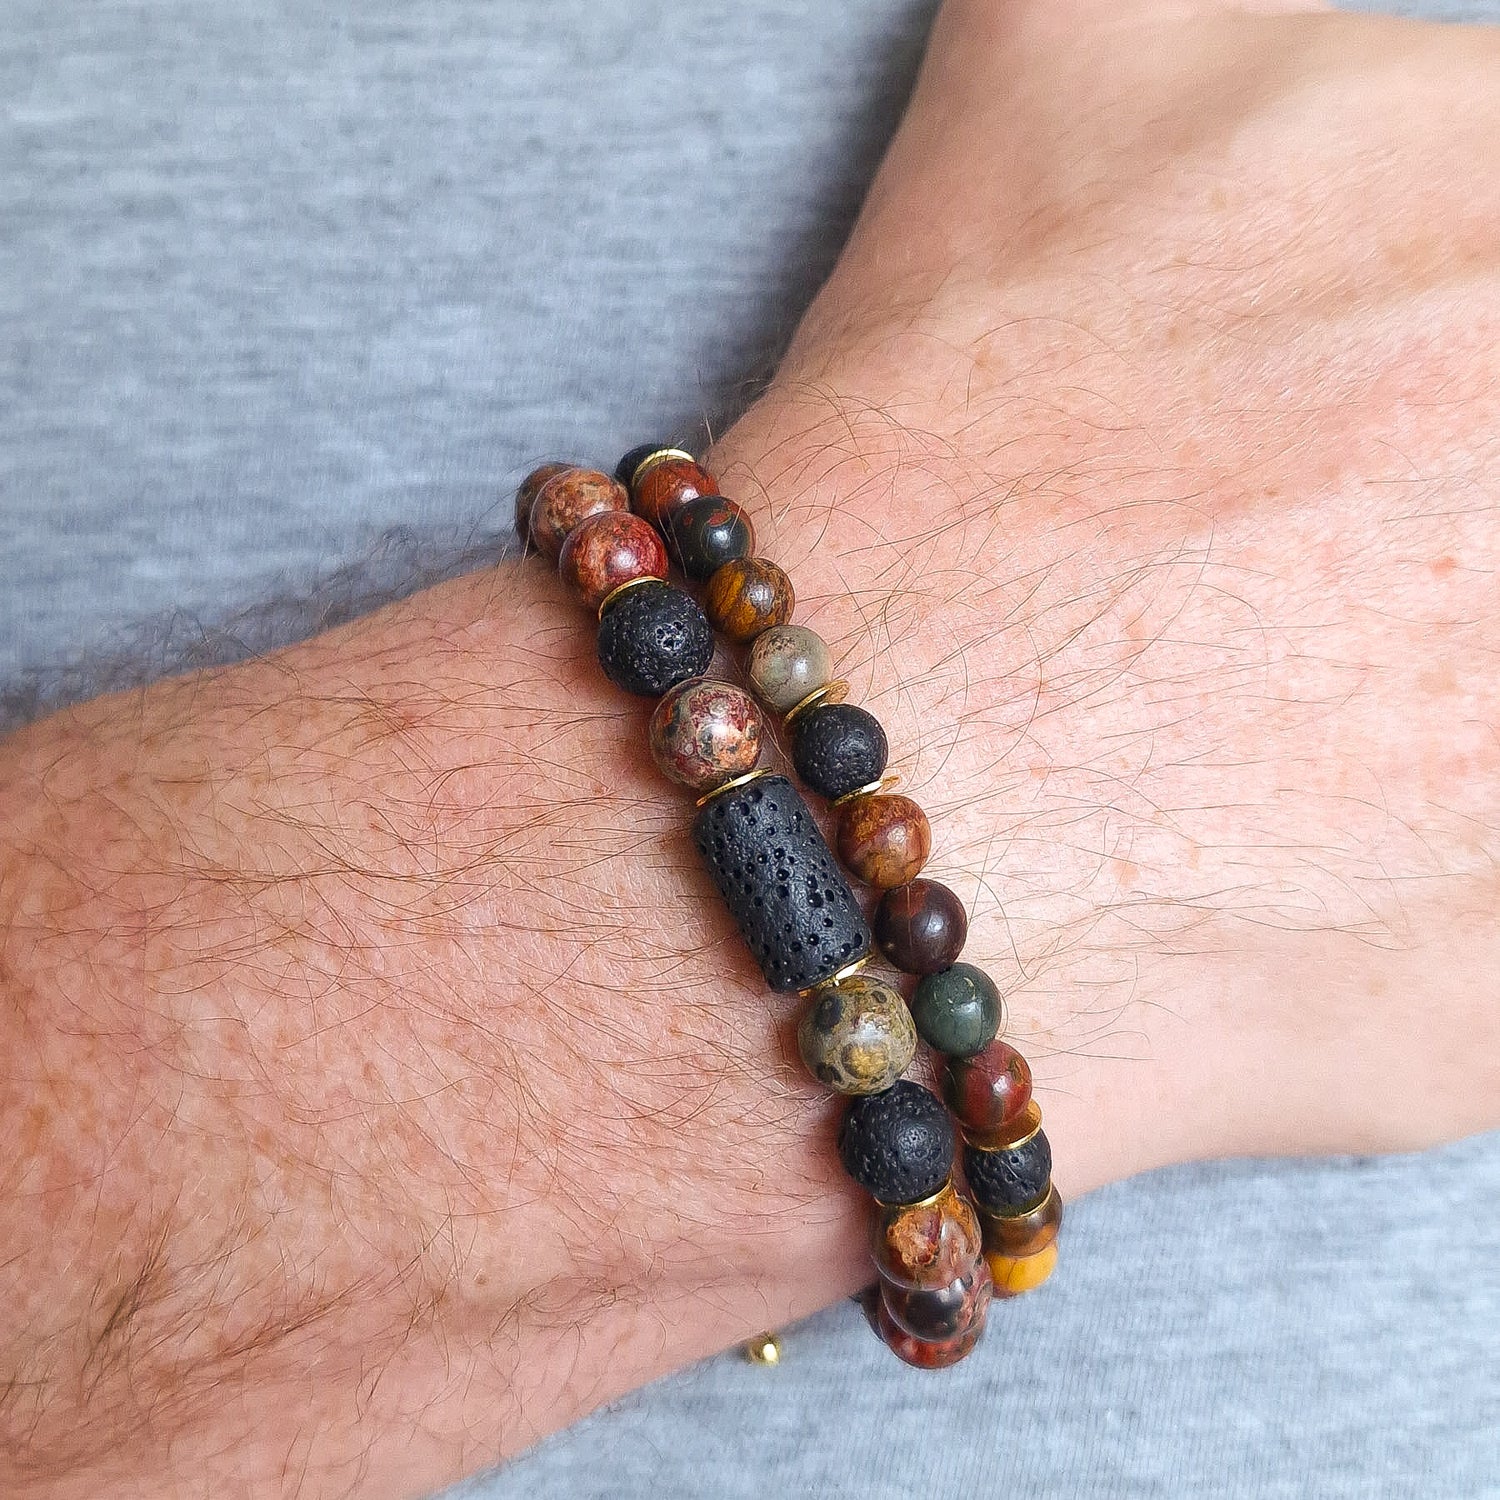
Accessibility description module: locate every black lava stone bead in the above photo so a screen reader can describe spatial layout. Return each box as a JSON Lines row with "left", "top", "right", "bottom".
{"left": 963, "top": 1128, "right": 1052, "bottom": 1215}
{"left": 614, "top": 442, "right": 671, "bottom": 488}
{"left": 790, "top": 702, "right": 889, "bottom": 800}
{"left": 838, "top": 1079, "right": 955, "bottom": 1205}
{"left": 667, "top": 495, "right": 755, "bottom": 580}
{"left": 596, "top": 581, "right": 714, "bottom": 697}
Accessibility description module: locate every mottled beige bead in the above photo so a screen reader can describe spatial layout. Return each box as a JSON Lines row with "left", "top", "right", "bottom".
{"left": 797, "top": 974, "right": 916, "bottom": 1095}
{"left": 747, "top": 624, "right": 832, "bottom": 712}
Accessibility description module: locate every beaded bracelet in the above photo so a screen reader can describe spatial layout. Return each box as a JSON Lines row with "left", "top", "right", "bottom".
{"left": 515, "top": 447, "right": 1062, "bottom": 1368}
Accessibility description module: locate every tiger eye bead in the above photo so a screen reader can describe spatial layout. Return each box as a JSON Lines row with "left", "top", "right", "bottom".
{"left": 910, "top": 962, "right": 1003, "bottom": 1058}
{"left": 873, "top": 1178, "right": 982, "bottom": 1291}
{"left": 514, "top": 461, "right": 575, "bottom": 544}
{"left": 835, "top": 793, "right": 931, "bottom": 889}
{"left": 944, "top": 1039, "right": 1033, "bottom": 1137}
{"left": 797, "top": 974, "right": 916, "bottom": 1095}
{"left": 704, "top": 557, "right": 795, "bottom": 643}
{"left": 530, "top": 467, "right": 629, "bottom": 560}
{"left": 979, "top": 1184, "right": 1063, "bottom": 1258}
{"left": 667, "top": 496, "right": 755, "bottom": 580}
{"left": 632, "top": 454, "right": 717, "bottom": 528}
{"left": 558, "top": 510, "right": 668, "bottom": 611}
{"left": 648, "top": 678, "right": 763, "bottom": 791}
{"left": 747, "top": 624, "right": 832, "bottom": 713}
{"left": 873, "top": 879, "right": 968, "bottom": 975}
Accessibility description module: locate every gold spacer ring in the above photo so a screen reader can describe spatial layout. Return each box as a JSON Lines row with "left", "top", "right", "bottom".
{"left": 874, "top": 1172, "right": 955, "bottom": 1213}
{"left": 694, "top": 766, "right": 774, "bottom": 808}
{"left": 798, "top": 954, "right": 871, "bottom": 998}
{"left": 629, "top": 447, "right": 697, "bottom": 487}
{"left": 596, "top": 573, "right": 662, "bottom": 619}
{"left": 964, "top": 1099, "right": 1044, "bottom": 1153}
{"left": 782, "top": 678, "right": 849, "bottom": 728}
{"left": 827, "top": 771, "right": 903, "bottom": 810}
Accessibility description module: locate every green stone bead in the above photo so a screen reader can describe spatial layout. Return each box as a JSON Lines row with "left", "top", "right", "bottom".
{"left": 798, "top": 974, "right": 917, "bottom": 1095}
{"left": 910, "top": 963, "right": 1003, "bottom": 1058}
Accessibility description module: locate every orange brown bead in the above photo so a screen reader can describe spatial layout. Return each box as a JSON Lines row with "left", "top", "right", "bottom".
{"left": 835, "top": 792, "right": 931, "bottom": 888}
{"left": 631, "top": 454, "right": 717, "bottom": 528}
{"left": 530, "top": 467, "right": 629, "bottom": 560}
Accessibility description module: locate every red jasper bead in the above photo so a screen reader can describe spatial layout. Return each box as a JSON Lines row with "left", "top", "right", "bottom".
{"left": 558, "top": 510, "right": 668, "bottom": 611}
{"left": 530, "top": 467, "right": 629, "bottom": 560}
{"left": 648, "top": 678, "right": 764, "bottom": 791}
{"left": 944, "top": 1039, "right": 1033, "bottom": 1138}
{"left": 514, "top": 461, "right": 576, "bottom": 544}
{"left": 632, "top": 455, "right": 717, "bottom": 528}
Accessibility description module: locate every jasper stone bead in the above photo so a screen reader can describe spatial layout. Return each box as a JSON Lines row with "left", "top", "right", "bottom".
{"left": 835, "top": 792, "right": 931, "bottom": 888}
{"left": 747, "top": 624, "right": 832, "bottom": 714}
{"left": 910, "top": 962, "right": 1003, "bottom": 1058}
{"left": 979, "top": 1185, "right": 1063, "bottom": 1258}
{"left": 558, "top": 509, "right": 668, "bottom": 611}
{"left": 790, "top": 702, "right": 888, "bottom": 800}
{"left": 882, "top": 1260, "right": 992, "bottom": 1342}
{"left": 797, "top": 974, "right": 916, "bottom": 1096}
{"left": 704, "top": 557, "right": 795, "bottom": 643}
{"left": 648, "top": 678, "right": 763, "bottom": 791}
{"left": 873, "top": 1178, "right": 982, "bottom": 1291}
{"left": 514, "top": 461, "right": 574, "bottom": 544}
{"left": 838, "top": 1080, "right": 955, "bottom": 1205}
{"left": 964, "top": 1127, "right": 1053, "bottom": 1216}
{"left": 874, "top": 879, "right": 968, "bottom": 975}
{"left": 632, "top": 454, "right": 716, "bottom": 528}
{"left": 530, "top": 467, "right": 629, "bottom": 560}
{"left": 596, "top": 580, "right": 714, "bottom": 697}
{"left": 875, "top": 1291, "right": 987, "bottom": 1368}
{"left": 944, "top": 1039, "right": 1033, "bottom": 1137}
{"left": 667, "top": 496, "right": 755, "bottom": 580}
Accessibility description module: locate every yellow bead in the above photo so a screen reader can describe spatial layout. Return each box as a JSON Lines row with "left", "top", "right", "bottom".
{"left": 985, "top": 1241, "right": 1059, "bottom": 1297}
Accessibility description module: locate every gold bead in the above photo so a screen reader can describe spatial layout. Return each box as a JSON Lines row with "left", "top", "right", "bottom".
{"left": 744, "top": 1330, "right": 782, "bottom": 1365}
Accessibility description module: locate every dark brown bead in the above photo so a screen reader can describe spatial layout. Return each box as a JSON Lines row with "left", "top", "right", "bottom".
{"left": 632, "top": 455, "right": 716, "bottom": 528}
{"left": 530, "top": 467, "right": 629, "bottom": 560}
{"left": 874, "top": 879, "right": 968, "bottom": 974}
{"left": 558, "top": 510, "right": 668, "bottom": 611}
{"left": 704, "top": 557, "right": 795, "bottom": 643}
{"left": 944, "top": 1039, "right": 1033, "bottom": 1137}
{"left": 514, "top": 462, "right": 575, "bottom": 544}
{"left": 979, "top": 1185, "right": 1063, "bottom": 1258}
{"left": 835, "top": 792, "right": 931, "bottom": 888}
{"left": 874, "top": 1281, "right": 989, "bottom": 1368}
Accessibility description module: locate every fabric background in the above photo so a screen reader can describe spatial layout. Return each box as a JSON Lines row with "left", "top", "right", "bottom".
{"left": 2, "top": 1, "right": 1497, "bottom": 1495}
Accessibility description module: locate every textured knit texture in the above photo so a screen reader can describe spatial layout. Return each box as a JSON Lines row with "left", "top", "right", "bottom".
{"left": 1, "top": 2, "right": 1497, "bottom": 1496}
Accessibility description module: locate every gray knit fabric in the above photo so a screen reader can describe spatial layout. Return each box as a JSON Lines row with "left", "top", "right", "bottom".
{"left": 2, "top": 2, "right": 1497, "bottom": 1495}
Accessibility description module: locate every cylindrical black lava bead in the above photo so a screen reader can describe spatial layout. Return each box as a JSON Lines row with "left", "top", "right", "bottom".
{"left": 615, "top": 442, "right": 671, "bottom": 488}
{"left": 667, "top": 496, "right": 755, "bottom": 580}
{"left": 964, "top": 1129, "right": 1052, "bottom": 1215}
{"left": 596, "top": 580, "right": 713, "bottom": 697}
{"left": 692, "top": 774, "right": 871, "bottom": 992}
{"left": 790, "top": 702, "right": 889, "bottom": 800}
{"left": 838, "top": 1080, "right": 955, "bottom": 1205}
